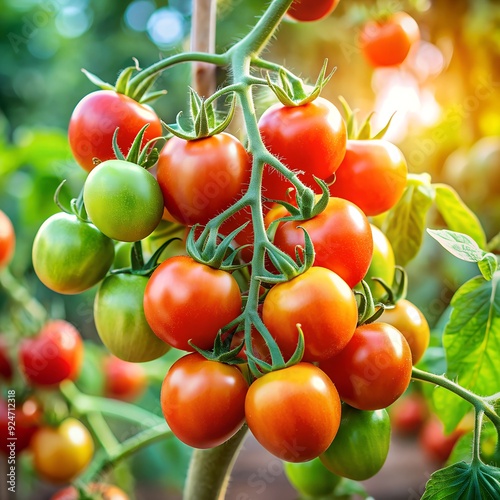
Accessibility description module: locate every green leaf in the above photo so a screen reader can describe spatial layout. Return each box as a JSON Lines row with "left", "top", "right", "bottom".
{"left": 421, "top": 461, "right": 500, "bottom": 499}
{"left": 433, "top": 184, "right": 487, "bottom": 249}
{"left": 382, "top": 174, "right": 435, "bottom": 266}
{"left": 438, "top": 273, "right": 500, "bottom": 432}
{"left": 427, "top": 229, "right": 498, "bottom": 281}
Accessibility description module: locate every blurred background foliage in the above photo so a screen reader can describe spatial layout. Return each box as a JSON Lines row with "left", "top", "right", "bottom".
{"left": 1, "top": 0, "right": 500, "bottom": 497}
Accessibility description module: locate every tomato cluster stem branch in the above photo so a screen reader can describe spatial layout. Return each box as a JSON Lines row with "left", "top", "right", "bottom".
{"left": 78, "top": 423, "right": 172, "bottom": 484}
{"left": 183, "top": 425, "right": 248, "bottom": 500}
{"left": 472, "top": 410, "right": 485, "bottom": 463}
{"left": 86, "top": 411, "right": 120, "bottom": 456}
{"left": 411, "top": 368, "right": 500, "bottom": 430}
{"left": 59, "top": 381, "right": 165, "bottom": 427}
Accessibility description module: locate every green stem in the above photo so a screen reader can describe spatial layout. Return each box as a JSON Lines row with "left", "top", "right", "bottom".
{"left": 411, "top": 367, "right": 500, "bottom": 430}
{"left": 472, "top": 410, "right": 484, "bottom": 464}
{"left": 60, "top": 381, "right": 164, "bottom": 427}
{"left": 78, "top": 423, "right": 172, "bottom": 484}
{"left": 183, "top": 425, "right": 248, "bottom": 500}
{"left": 86, "top": 412, "right": 120, "bottom": 456}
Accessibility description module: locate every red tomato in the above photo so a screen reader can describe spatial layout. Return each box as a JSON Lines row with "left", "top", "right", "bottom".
{"left": 68, "top": 90, "right": 163, "bottom": 172}
{"left": 161, "top": 353, "right": 248, "bottom": 448}
{"left": 419, "top": 416, "right": 464, "bottom": 463}
{"left": 258, "top": 97, "right": 346, "bottom": 202}
{"left": 390, "top": 392, "right": 429, "bottom": 435}
{"left": 0, "top": 210, "right": 15, "bottom": 269}
{"left": 262, "top": 267, "right": 357, "bottom": 362}
{"left": 268, "top": 197, "right": 373, "bottom": 287}
{"left": 157, "top": 133, "right": 251, "bottom": 226}
{"left": 51, "top": 483, "right": 129, "bottom": 500}
{"left": 378, "top": 299, "right": 430, "bottom": 364}
{"left": 245, "top": 363, "right": 341, "bottom": 462}
{"left": 328, "top": 140, "right": 408, "bottom": 216}
{"left": 0, "top": 397, "right": 42, "bottom": 455}
{"left": 103, "top": 356, "right": 147, "bottom": 402}
{"left": 360, "top": 12, "right": 420, "bottom": 67}
{"left": 0, "top": 335, "right": 13, "bottom": 381}
{"left": 320, "top": 323, "right": 412, "bottom": 410}
{"left": 19, "top": 320, "right": 83, "bottom": 386}
{"left": 287, "top": 0, "right": 340, "bottom": 22}
{"left": 144, "top": 256, "right": 242, "bottom": 351}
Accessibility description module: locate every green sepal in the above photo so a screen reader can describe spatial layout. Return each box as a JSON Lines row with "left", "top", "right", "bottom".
{"left": 115, "top": 62, "right": 140, "bottom": 95}
{"left": 188, "top": 331, "right": 246, "bottom": 365}
{"left": 371, "top": 265, "right": 408, "bottom": 306}
{"left": 81, "top": 68, "right": 115, "bottom": 91}
{"left": 111, "top": 124, "right": 163, "bottom": 168}
{"left": 131, "top": 73, "right": 160, "bottom": 103}
{"left": 126, "top": 124, "right": 150, "bottom": 164}
{"left": 54, "top": 180, "right": 89, "bottom": 222}
{"left": 139, "top": 89, "right": 168, "bottom": 105}
{"left": 355, "top": 279, "right": 386, "bottom": 325}
{"left": 111, "top": 128, "right": 126, "bottom": 160}
{"left": 265, "top": 59, "right": 334, "bottom": 107}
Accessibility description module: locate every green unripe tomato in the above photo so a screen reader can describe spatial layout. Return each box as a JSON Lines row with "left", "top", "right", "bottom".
{"left": 84, "top": 160, "right": 164, "bottom": 242}
{"left": 284, "top": 457, "right": 341, "bottom": 497}
{"left": 362, "top": 224, "right": 395, "bottom": 300}
{"left": 94, "top": 273, "right": 170, "bottom": 362}
{"left": 32, "top": 212, "right": 114, "bottom": 294}
{"left": 320, "top": 404, "right": 391, "bottom": 481}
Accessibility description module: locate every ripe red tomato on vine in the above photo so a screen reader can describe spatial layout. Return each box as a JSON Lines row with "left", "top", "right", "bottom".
{"left": 287, "top": 0, "right": 340, "bottom": 22}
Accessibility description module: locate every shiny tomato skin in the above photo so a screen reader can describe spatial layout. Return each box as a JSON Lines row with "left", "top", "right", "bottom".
{"left": 320, "top": 323, "right": 412, "bottom": 410}
{"left": 259, "top": 97, "right": 346, "bottom": 202}
{"left": 84, "top": 159, "right": 164, "bottom": 242}
{"left": 245, "top": 363, "right": 341, "bottom": 462}
{"left": 0, "top": 398, "right": 42, "bottom": 454}
{"left": 51, "top": 483, "right": 129, "bottom": 500}
{"left": 262, "top": 267, "right": 358, "bottom": 362}
{"left": 19, "top": 320, "right": 83, "bottom": 386}
{"left": 32, "top": 212, "right": 115, "bottom": 295}
{"left": 31, "top": 418, "right": 94, "bottom": 483}
{"left": 103, "top": 355, "right": 147, "bottom": 402}
{"left": 320, "top": 404, "right": 391, "bottom": 481}
{"left": 161, "top": 353, "right": 248, "bottom": 448}
{"left": 271, "top": 197, "right": 373, "bottom": 288}
{"left": 287, "top": 0, "right": 340, "bottom": 22}
{"left": 360, "top": 12, "right": 420, "bottom": 67}
{"left": 94, "top": 273, "right": 170, "bottom": 362}
{"left": 68, "top": 90, "right": 163, "bottom": 172}
{"left": 144, "top": 256, "right": 242, "bottom": 351}
{"left": 157, "top": 134, "right": 251, "bottom": 226}
{"left": 378, "top": 299, "right": 430, "bottom": 364}
{"left": 0, "top": 210, "right": 15, "bottom": 269}
{"left": 329, "top": 140, "right": 408, "bottom": 216}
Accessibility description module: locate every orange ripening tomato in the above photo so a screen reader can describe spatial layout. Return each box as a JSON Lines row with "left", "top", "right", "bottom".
{"left": 245, "top": 363, "right": 341, "bottom": 462}
{"left": 0, "top": 210, "right": 15, "bottom": 269}
{"left": 359, "top": 12, "right": 420, "bottom": 67}
{"left": 328, "top": 140, "right": 408, "bottom": 216}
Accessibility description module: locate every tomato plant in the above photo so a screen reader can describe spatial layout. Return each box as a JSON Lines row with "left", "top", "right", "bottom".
{"left": 320, "top": 322, "right": 413, "bottom": 410}
{"left": 157, "top": 133, "right": 251, "bottom": 226}
{"left": 284, "top": 457, "right": 341, "bottom": 496}
{"left": 0, "top": 210, "right": 15, "bottom": 269}
{"left": 19, "top": 320, "right": 83, "bottom": 387}
{"left": 245, "top": 363, "right": 341, "bottom": 462}
{"left": 68, "top": 90, "right": 163, "bottom": 172}
{"left": 328, "top": 140, "right": 408, "bottom": 216}
{"left": 269, "top": 197, "right": 373, "bottom": 287}
{"left": 103, "top": 355, "right": 147, "bottom": 402}
{"left": 31, "top": 418, "right": 94, "bottom": 483}
{"left": 320, "top": 404, "right": 391, "bottom": 481}
{"left": 378, "top": 299, "right": 430, "bottom": 364}
{"left": 94, "top": 273, "right": 170, "bottom": 362}
{"left": 360, "top": 12, "right": 420, "bottom": 67}
{"left": 262, "top": 266, "right": 358, "bottom": 362}
{"left": 84, "top": 159, "right": 164, "bottom": 242}
{"left": 161, "top": 353, "right": 248, "bottom": 448}
{"left": 287, "top": 0, "right": 340, "bottom": 22}
{"left": 32, "top": 212, "right": 115, "bottom": 295}
{"left": 259, "top": 97, "right": 346, "bottom": 202}
{"left": 143, "top": 256, "right": 242, "bottom": 351}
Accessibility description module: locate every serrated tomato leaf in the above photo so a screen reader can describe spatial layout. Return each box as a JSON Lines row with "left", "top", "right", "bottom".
{"left": 433, "top": 184, "right": 487, "bottom": 249}
{"left": 427, "top": 229, "right": 497, "bottom": 280}
{"left": 421, "top": 461, "right": 500, "bottom": 499}
{"left": 382, "top": 175, "right": 434, "bottom": 266}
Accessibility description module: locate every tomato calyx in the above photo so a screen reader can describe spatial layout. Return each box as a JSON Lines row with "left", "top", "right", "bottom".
{"left": 53, "top": 180, "right": 89, "bottom": 224}
{"left": 189, "top": 330, "right": 246, "bottom": 366}
{"left": 338, "top": 96, "right": 395, "bottom": 140}
{"left": 162, "top": 88, "right": 236, "bottom": 140}
{"left": 355, "top": 279, "right": 386, "bottom": 326}
{"left": 373, "top": 265, "right": 409, "bottom": 307}
{"left": 266, "top": 59, "right": 334, "bottom": 107}
{"left": 81, "top": 58, "right": 166, "bottom": 105}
